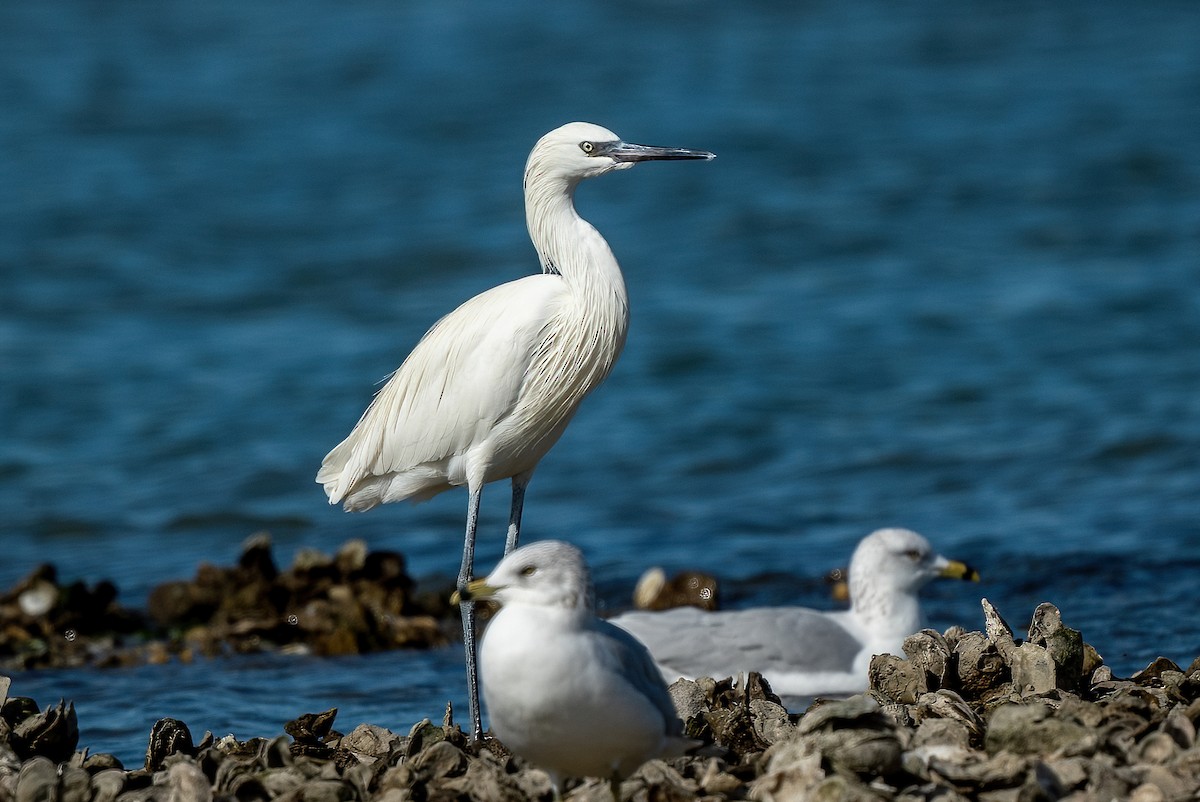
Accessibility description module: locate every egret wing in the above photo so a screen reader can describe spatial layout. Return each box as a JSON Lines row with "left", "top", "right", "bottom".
{"left": 319, "top": 274, "right": 564, "bottom": 507}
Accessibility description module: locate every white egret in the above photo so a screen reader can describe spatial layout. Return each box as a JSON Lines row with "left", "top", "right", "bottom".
{"left": 457, "top": 540, "right": 693, "bottom": 793}
{"left": 317, "top": 122, "right": 713, "bottom": 740}
{"left": 611, "top": 528, "right": 979, "bottom": 700}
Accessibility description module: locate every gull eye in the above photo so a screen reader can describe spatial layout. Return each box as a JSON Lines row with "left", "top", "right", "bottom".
{"left": 903, "top": 549, "right": 923, "bottom": 562}
{"left": 579, "top": 141, "right": 595, "bottom": 154}
{"left": 521, "top": 565, "right": 538, "bottom": 577}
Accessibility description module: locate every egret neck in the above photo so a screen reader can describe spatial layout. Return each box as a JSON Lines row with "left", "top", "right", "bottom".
{"left": 522, "top": 163, "right": 630, "bottom": 418}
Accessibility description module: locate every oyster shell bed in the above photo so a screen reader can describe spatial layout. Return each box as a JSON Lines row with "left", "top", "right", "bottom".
{"left": 3, "top": 600, "right": 1199, "bottom": 801}
{"left": 0, "top": 536, "right": 452, "bottom": 671}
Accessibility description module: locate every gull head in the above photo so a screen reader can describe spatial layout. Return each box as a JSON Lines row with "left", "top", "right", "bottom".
{"left": 849, "top": 527, "right": 979, "bottom": 599}
{"left": 525, "top": 122, "right": 715, "bottom": 188}
{"left": 459, "top": 540, "right": 594, "bottom": 611}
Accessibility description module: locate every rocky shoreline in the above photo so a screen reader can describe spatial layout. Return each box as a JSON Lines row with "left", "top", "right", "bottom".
{"left": 0, "top": 534, "right": 734, "bottom": 674}
{"left": 0, "top": 535, "right": 454, "bottom": 672}
{"left": 2, "top": 597, "right": 1199, "bottom": 801}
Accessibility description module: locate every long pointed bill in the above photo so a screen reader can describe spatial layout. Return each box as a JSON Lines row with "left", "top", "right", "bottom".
{"left": 450, "top": 577, "right": 498, "bottom": 605}
{"left": 597, "top": 141, "right": 716, "bottom": 163}
{"left": 939, "top": 559, "right": 980, "bottom": 582}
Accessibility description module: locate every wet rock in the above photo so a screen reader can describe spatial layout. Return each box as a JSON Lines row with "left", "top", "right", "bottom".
{"left": 903, "top": 630, "right": 952, "bottom": 691}
{"left": 59, "top": 767, "right": 90, "bottom": 802}
{"left": 921, "top": 748, "right": 1028, "bottom": 789}
{"left": 673, "top": 673, "right": 790, "bottom": 754}
{"left": 0, "top": 566, "right": 144, "bottom": 671}
{"left": 150, "top": 534, "right": 447, "bottom": 661}
{"left": 705, "top": 702, "right": 767, "bottom": 755}
{"left": 90, "top": 769, "right": 126, "bottom": 802}
{"left": 951, "top": 630, "right": 1011, "bottom": 702}
{"left": 631, "top": 568, "right": 719, "bottom": 612}
{"left": 3, "top": 697, "right": 41, "bottom": 729}
{"left": 1129, "top": 782, "right": 1167, "bottom": 802}
{"left": 146, "top": 718, "right": 195, "bottom": 771}
{"left": 622, "top": 759, "right": 697, "bottom": 802}
{"left": 281, "top": 777, "right": 357, "bottom": 802}
{"left": 668, "top": 679, "right": 709, "bottom": 728}
{"left": 1138, "top": 731, "right": 1179, "bottom": 764}
{"left": 338, "top": 724, "right": 401, "bottom": 765}
{"left": 213, "top": 751, "right": 274, "bottom": 800}
{"left": 15, "top": 755, "right": 59, "bottom": 802}
{"left": 1133, "top": 656, "right": 1184, "bottom": 688}
{"left": 333, "top": 540, "right": 368, "bottom": 578}
{"left": 1136, "top": 764, "right": 1193, "bottom": 801}
{"left": 869, "top": 653, "right": 924, "bottom": 705}
{"left": 443, "top": 752, "right": 528, "bottom": 802}
{"left": 1007, "top": 642, "right": 1057, "bottom": 697}
{"left": 902, "top": 724, "right": 976, "bottom": 782}
{"left": 806, "top": 696, "right": 904, "bottom": 775}
{"left": 166, "top": 761, "right": 211, "bottom": 802}
{"left": 981, "top": 598, "right": 1017, "bottom": 658}
{"left": 1026, "top": 603, "right": 1087, "bottom": 692}
{"left": 1039, "top": 755, "right": 1089, "bottom": 794}
{"left": 984, "top": 702, "right": 1091, "bottom": 756}
{"left": 1158, "top": 705, "right": 1196, "bottom": 749}
{"left": 695, "top": 758, "right": 744, "bottom": 796}
{"left": 285, "top": 709, "right": 342, "bottom": 759}
{"left": 409, "top": 739, "right": 469, "bottom": 785}
{"left": 750, "top": 699, "right": 795, "bottom": 746}
{"left": 1, "top": 535, "right": 463, "bottom": 671}
{"left": 82, "top": 753, "right": 125, "bottom": 773}
{"left": 11, "top": 699, "right": 78, "bottom": 763}
{"left": 258, "top": 767, "right": 309, "bottom": 798}
{"left": 146, "top": 579, "right": 219, "bottom": 628}
{"left": 749, "top": 739, "right": 826, "bottom": 802}
{"left": 1044, "top": 697, "right": 1106, "bottom": 755}
{"left": 912, "top": 717, "right": 971, "bottom": 752}
{"left": 912, "top": 690, "right": 985, "bottom": 746}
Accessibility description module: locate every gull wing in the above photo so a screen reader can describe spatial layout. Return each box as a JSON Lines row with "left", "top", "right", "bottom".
{"left": 613, "top": 606, "right": 864, "bottom": 680}
{"left": 591, "top": 618, "right": 686, "bottom": 737}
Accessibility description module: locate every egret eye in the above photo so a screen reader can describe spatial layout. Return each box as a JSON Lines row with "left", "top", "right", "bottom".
{"left": 521, "top": 565, "right": 538, "bottom": 577}
{"left": 580, "top": 141, "right": 595, "bottom": 154}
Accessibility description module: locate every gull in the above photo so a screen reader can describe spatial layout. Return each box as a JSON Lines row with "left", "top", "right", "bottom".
{"left": 611, "top": 528, "right": 979, "bottom": 699}
{"left": 457, "top": 540, "right": 693, "bottom": 793}
{"left": 316, "top": 123, "right": 713, "bottom": 740}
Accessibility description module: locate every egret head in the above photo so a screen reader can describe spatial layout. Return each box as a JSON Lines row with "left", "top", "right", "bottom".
{"left": 457, "top": 540, "right": 595, "bottom": 612}
{"left": 525, "top": 122, "right": 714, "bottom": 188}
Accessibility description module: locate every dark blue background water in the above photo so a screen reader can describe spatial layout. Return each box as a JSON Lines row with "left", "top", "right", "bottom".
{"left": 3, "top": 0, "right": 1199, "bottom": 764}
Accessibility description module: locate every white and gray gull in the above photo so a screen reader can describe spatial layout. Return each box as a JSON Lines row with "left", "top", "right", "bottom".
{"left": 316, "top": 123, "right": 714, "bottom": 741}
{"left": 611, "top": 528, "right": 979, "bottom": 701}
{"left": 457, "top": 540, "right": 694, "bottom": 792}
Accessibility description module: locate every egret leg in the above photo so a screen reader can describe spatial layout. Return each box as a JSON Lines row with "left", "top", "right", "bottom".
{"left": 458, "top": 485, "right": 484, "bottom": 744}
{"left": 504, "top": 471, "right": 532, "bottom": 555}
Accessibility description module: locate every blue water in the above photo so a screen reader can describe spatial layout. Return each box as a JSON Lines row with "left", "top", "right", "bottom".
{"left": 3, "top": 0, "right": 1199, "bottom": 765}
